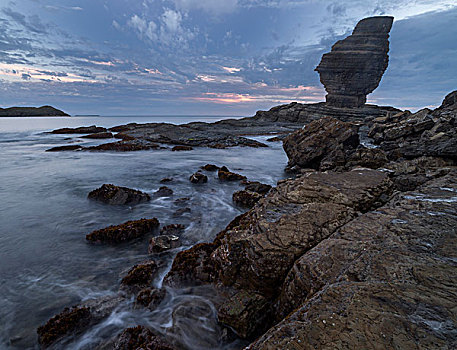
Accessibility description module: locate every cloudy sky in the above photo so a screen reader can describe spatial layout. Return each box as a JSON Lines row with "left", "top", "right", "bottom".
{"left": 0, "top": 0, "right": 456, "bottom": 115}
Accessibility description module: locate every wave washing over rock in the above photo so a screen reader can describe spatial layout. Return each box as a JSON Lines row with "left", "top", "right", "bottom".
{"left": 31, "top": 16, "right": 457, "bottom": 349}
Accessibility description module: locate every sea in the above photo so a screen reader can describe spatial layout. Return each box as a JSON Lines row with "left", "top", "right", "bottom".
{"left": 0, "top": 116, "right": 289, "bottom": 349}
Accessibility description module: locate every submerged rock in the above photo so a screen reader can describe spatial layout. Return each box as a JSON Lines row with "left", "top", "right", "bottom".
{"left": 218, "top": 166, "right": 247, "bottom": 181}
{"left": 85, "top": 141, "right": 159, "bottom": 152}
{"left": 155, "top": 186, "right": 173, "bottom": 197}
{"left": 160, "top": 224, "right": 185, "bottom": 236}
{"left": 51, "top": 125, "right": 107, "bottom": 134}
{"left": 160, "top": 177, "right": 173, "bottom": 183}
{"left": 189, "top": 172, "right": 208, "bottom": 184}
{"left": 81, "top": 132, "right": 114, "bottom": 139}
{"left": 86, "top": 218, "right": 159, "bottom": 243}
{"left": 148, "top": 235, "right": 181, "bottom": 253}
{"left": 136, "top": 288, "right": 167, "bottom": 311}
{"left": 88, "top": 184, "right": 150, "bottom": 205}
{"left": 315, "top": 16, "right": 394, "bottom": 108}
{"left": 172, "top": 145, "right": 193, "bottom": 151}
{"left": 45, "top": 145, "right": 82, "bottom": 152}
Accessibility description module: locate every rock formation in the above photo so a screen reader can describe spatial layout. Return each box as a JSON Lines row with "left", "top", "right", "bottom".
{"left": 315, "top": 16, "right": 394, "bottom": 108}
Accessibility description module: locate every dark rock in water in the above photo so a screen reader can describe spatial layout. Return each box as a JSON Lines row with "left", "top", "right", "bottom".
{"left": 37, "top": 296, "right": 123, "bottom": 347}
{"left": 109, "top": 326, "right": 176, "bottom": 350}
{"left": 81, "top": 132, "right": 113, "bottom": 139}
{"left": 189, "top": 172, "right": 208, "bottom": 184}
{"left": 218, "top": 166, "right": 247, "bottom": 181}
{"left": 160, "top": 224, "right": 185, "bottom": 236}
{"left": 315, "top": 16, "right": 394, "bottom": 108}
{"left": 136, "top": 288, "right": 167, "bottom": 311}
{"left": 114, "top": 133, "right": 136, "bottom": 141}
{"left": 88, "top": 184, "right": 150, "bottom": 205}
{"left": 172, "top": 207, "right": 191, "bottom": 217}
{"left": 174, "top": 197, "right": 190, "bottom": 205}
{"left": 164, "top": 243, "right": 216, "bottom": 288}
{"left": 37, "top": 306, "right": 91, "bottom": 347}
{"left": 160, "top": 177, "right": 173, "bottom": 183}
{"left": 84, "top": 141, "right": 159, "bottom": 152}
{"left": 0, "top": 105, "right": 68, "bottom": 117}
{"left": 283, "top": 117, "right": 360, "bottom": 171}
{"left": 45, "top": 145, "right": 82, "bottom": 152}
{"left": 201, "top": 164, "right": 219, "bottom": 171}
{"left": 148, "top": 235, "right": 181, "bottom": 253}
{"left": 218, "top": 290, "right": 271, "bottom": 339}
{"left": 243, "top": 181, "right": 272, "bottom": 195}
{"left": 155, "top": 186, "right": 173, "bottom": 197}
{"left": 120, "top": 261, "right": 158, "bottom": 294}
{"left": 86, "top": 218, "right": 159, "bottom": 243}
{"left": 172, "top": 145, "right": 193, "bottom": 151}
{"left": 51, "top": 125, "right": 106, "bottom": 134}
{"left": 232, "top": 190, "right": 263, "bottom": 208}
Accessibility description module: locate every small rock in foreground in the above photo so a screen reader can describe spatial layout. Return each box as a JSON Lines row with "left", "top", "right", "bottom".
{"left": 120, "top": 261, "right": 158, "bottom": 294}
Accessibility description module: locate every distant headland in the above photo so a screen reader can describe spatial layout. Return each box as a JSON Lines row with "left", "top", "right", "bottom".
{"left": 0, "top": 106, "right": 69, "bottom": 117}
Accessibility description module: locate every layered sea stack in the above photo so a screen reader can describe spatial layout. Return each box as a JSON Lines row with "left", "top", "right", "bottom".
{"left": 316, "top": 16, "right": 394, "bottom": 108}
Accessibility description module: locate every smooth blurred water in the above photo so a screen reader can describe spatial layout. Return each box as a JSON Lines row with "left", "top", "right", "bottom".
{"left": 0, "top": 116, "right": 288, "bottom": 349}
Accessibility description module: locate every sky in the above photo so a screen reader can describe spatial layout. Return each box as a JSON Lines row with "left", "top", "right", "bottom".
{"left": 0, "top": 0, "right": 456, "bottom": 116}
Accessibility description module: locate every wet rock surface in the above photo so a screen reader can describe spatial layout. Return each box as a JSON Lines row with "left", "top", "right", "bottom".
{"left": 86, "top": 218, "right": 159, "bottom": 243}
{"left": 316, "top": 16, "right": 393, "bottom": 108}
{"left": 120, "top": 261, "right": 158, "bottom": 294}
{"left": 232, "top": 190, "right": 263, "bottom": 208}
{"left": 160, "top": 224, "right": 185, "bottom": 236}
{"left": 190, "top": 171, "right": 208, "bottom": 184}
{"left": 37, "top": 296, "right": 123, "bottom": 348}
{"left": 107, "top": 325, "right": 176, "bottom": 350}
{"left": 218, "top": 166, "right": 247, "bottom": 181}
{"left": 135, "top": 288, "right": 167, "bottom": 311}
{"left": 88, "top": 184, "right": 151, "bottom": 205}
{"left": 201, "top": 164, "right": 219, "bottom": 171}
{"left": 148, "top": 235, "right": 181, "bottom": 253}
{"left": 172, "top": 145, "right": 193, "bottom": 151}
{"left": 155, "top": 186, "right": 173, "bottom": 197}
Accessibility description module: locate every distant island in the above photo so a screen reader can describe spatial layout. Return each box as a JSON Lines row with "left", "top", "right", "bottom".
{"left": 0, "top": 105, "right": 69, "bottom": 117}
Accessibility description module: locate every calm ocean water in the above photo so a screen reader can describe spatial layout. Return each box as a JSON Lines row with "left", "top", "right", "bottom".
{"left": 0, "top": 116, "right": 288, "bottom": 349}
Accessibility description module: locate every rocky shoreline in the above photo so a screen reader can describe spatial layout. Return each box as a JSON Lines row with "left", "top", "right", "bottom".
{"left": 36, "top": 16, "right": 456, "bottom": 350}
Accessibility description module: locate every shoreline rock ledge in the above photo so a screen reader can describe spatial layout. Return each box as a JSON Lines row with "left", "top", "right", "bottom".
{"left": 316, "top": 16, "right": 394, "bottom": 108}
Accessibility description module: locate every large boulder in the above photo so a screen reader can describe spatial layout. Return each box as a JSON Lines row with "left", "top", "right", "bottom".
{"left": 315, "top": 16, "right": 394, "bottom": 108}
{"left": 283, "top": 116, "right": 360, "bottom": 171}
{"left": 248, "top": 171, "right": 457, "bottom": 349}
{"left": 88, "top": 184, "right": 151, "bottom": 205}
{"left": 120, "top": 261, "right": 159, "bottom": 294}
